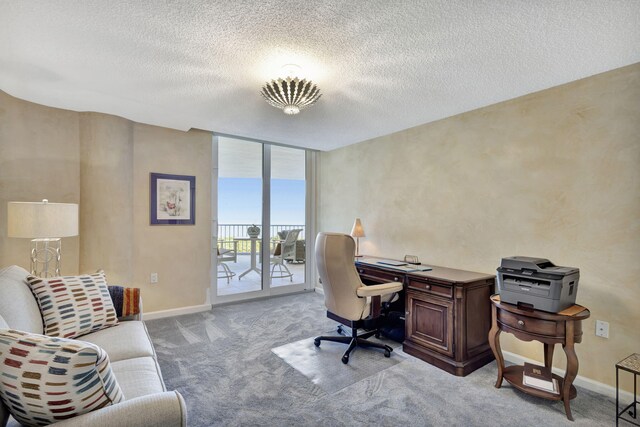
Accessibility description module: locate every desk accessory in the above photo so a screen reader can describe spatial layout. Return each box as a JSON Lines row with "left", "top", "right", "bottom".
{"left": 378, "top": 260, "right": 407, "bottom": 266}
{"left": 350, "top": 218, "right": 365, "bottom": 257}
{"left": 404, "top": 255, "right": 421, "bottom": 265}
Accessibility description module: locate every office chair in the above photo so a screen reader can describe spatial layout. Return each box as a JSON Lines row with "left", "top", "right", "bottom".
{"left": 314, "top": 232, "right": 403, "bottom": 364}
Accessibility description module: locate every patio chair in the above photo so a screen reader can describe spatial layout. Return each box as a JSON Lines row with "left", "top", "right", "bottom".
{"left": 275, "top": 230, "right": 306, "bottom": 263}
{"left": 270, "top": 229, "right": 301, "bottom": 280}
{"left": 217, "top": 240, "right": 238, "bottom": 283}
{"left": 218, "top": 240, "right": 238, "bottom": 263}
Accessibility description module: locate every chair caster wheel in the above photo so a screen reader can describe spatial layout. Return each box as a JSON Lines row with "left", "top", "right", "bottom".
{"left": 337, "top": 325, "right": 344, "bottom": 335}
{"left": 384, "top": 347, "right": 392, "bottom": 357}
{"left": 342, "top": 355, "right": 349, "bottom": 364}
{"left": 375, "top": 332, "right": 380, "bottom": 339}
{"left": 314, "top": 338, "right": 321, "bottom": 347}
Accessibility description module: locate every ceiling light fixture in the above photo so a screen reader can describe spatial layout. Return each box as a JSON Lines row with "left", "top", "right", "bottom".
{"left": 261, "top": 64, "right": 321, "bottom": 115}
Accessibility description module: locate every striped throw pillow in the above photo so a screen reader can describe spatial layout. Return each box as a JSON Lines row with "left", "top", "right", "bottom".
{"left": 0, "top": 329, "right": 124, "bottom": 426}
{"left": 26, "top": 272, "right": 118, "bottom": 339}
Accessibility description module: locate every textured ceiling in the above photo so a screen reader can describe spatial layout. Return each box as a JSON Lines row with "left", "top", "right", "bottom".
{"left": 0, "top": 1, "right": 639, "bottom": 151}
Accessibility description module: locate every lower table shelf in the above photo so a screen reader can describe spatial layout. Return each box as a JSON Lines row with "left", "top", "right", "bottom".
{"left": 503, "top": 365, "right": 577, "bottom": 401}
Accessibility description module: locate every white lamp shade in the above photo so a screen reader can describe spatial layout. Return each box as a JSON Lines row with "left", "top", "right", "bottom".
{"left": 7, "top": 200, "right": 78, "bottom": 238}
{"left": 350, "top": 218, "right": 365, "bottom": 238}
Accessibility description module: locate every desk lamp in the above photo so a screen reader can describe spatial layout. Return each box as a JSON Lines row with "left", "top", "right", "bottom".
{"left": 7, "top": 199, "right": 79, "bottom": 277}
{"left": 350, "top": 218, "right": 365, "bottom": 257}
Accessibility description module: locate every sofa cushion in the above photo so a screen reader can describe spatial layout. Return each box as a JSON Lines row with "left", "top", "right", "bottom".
{"left": 26, "top": 271, "right": 118, "bottom": 339}
{"left": 0, "top": 266, "right": 43, "bottom": 335}
{"left": 0, "top": 314, "right": 8, "bottom": 330}
{"left": 80, "top": 321, "right": 155, "bottom": 362}
{"left": 111, "top": 357, "right": 166, "bottom": 400}
{"left": 0, "top": 329, "right": 124, "bottom": 426}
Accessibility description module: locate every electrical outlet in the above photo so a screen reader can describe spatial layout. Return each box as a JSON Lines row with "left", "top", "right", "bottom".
{"left": 150, "top": 273, "right": 158, "bottom": 284}
{"left": 595, "top": 320, "right": 609, "bottom": 338}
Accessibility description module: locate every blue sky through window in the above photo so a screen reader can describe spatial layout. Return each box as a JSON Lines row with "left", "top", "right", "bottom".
{"left": 219, "top": 177, "right": 305, "bottom": 225}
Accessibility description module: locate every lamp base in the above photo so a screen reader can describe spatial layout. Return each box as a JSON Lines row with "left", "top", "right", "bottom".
{"left": 30, "top": 238, "right": 61, "bottom": 278}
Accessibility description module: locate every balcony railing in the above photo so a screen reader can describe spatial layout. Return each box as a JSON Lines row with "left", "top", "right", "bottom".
{"left": 218, "top": 223, "right": 305, "bottom": 254}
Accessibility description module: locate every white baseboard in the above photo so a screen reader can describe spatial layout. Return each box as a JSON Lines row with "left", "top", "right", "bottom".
{"left": 143, "top": 303, "right": 212, "bottom": 321}
{"left": 314, "top": 285, "right": 324, "bottom": 295}
{"left": 503, "top": 350, "right": 633, "bottom": 402}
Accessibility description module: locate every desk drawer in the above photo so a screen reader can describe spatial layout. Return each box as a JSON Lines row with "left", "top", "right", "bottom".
{"left": 356, "top": 266, "right": 404, "bottom": 284}
{"left": 407, "top": 278, "right": 453, "bottom": 299}
{"left": 497, "top": 309, "right": 559, "bottom": 337}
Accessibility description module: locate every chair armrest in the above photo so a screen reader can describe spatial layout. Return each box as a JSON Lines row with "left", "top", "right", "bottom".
{"left": 53, "top": 391, "right": 187, "bottom": 427}
{"left": 356, "top": 282, "right": 403, "bottom": 297}
{"left": 108, "top": 285, "right": 142, "bottom": 320}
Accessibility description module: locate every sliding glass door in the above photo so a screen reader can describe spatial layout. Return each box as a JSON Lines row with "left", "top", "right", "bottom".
{"left": 216, "top": 138, "right": 264, "bottom": 296}
{"left": 269, "top": 145, "right": 306, "bottom": 289}
{"left": 212, "top": 136, "right": 312, "bottom": 303}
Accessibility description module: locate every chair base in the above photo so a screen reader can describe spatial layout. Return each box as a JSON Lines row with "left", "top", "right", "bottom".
{"left": 314, "top": 323, "right": 393, "bottom": 364}
{"left": 270, "top": 261, "right": 293, "bottom": 281}
{"left": 217, "top": 262, "right": 236, "bottom": 284}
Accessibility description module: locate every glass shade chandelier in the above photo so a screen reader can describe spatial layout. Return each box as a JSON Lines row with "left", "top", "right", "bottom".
{"left": 261, "top": 64, "right": 321, "bottom": 115}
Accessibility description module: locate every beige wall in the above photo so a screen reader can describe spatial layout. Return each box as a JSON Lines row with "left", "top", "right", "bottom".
{"left": 0, "top": 91, "right": 212, "bottom": 312}
{"left": 132, "top": 125, "right": 211, "bottom": 312}
{"left": 79, "top": 112, "right": 134, "bottom": 284}
{"left": 319, "top": 63, "right": 640, "bottom": 391}
{"left": 0, "top": 92, "right": 81, "bottom": 273}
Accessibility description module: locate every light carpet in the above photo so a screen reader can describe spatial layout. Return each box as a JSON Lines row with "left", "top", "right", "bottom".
{"left": 146, "top": 292, "right": 615, "bottom": 426}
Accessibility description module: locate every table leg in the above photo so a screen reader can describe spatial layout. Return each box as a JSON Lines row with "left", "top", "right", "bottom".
{"left": 616, "top": 367, "right": 620, "bottom": 426}
{"left": 633, "top": 372, "right": 637, "bottom": 419}
{"left": 238, "top": 239, "right": 262, "bottom": 279}
{"left": 544, "top": 343, "right": 554, "bottom": 369}
{"left": 562, "top": 320, "right": 578, "bottom": 421}
{"left": 489, "top": 304, "right": 505, "bottom": 388}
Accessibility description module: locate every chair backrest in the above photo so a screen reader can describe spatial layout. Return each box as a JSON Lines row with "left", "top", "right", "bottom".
{"left": 315, "top": 232, "right": 366, "bottom": 321}
{"left": 281, "top": 229, "right": 301, "bottom": 258}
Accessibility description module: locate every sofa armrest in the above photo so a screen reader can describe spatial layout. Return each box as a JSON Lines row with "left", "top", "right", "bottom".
{"left": 53, "top": 391, "right": 186, "bottom": 427}
{"left": 108, "top": 285, "right": 142, "bottom": 320}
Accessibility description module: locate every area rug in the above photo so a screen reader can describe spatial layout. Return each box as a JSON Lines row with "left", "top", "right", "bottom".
{"left": 272, "top": 333, "right": 404, "bottom": 393}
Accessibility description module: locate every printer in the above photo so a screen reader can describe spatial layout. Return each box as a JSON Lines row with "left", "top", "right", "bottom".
{"left": 497, "top": 256, "right": 579, "bottom": 313}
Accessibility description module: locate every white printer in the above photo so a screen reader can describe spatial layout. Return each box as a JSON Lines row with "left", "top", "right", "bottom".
{"left": 497, "top": 256, "right": 579, "bottom": 313}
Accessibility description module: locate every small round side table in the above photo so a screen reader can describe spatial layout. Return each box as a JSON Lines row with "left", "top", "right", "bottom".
{"left": 617, "top": 353, "right": 640, "bottom": 426}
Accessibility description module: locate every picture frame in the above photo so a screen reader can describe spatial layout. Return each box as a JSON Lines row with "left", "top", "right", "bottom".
{"left": 150, "top": 173, "right": 196, "bottom": 225}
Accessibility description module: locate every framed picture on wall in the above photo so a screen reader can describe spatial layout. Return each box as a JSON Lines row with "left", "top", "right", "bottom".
{"left": 150, "top": 173, "right": 195, "bottom": 225}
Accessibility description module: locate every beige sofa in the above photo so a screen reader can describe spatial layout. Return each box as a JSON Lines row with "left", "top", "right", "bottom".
{"left": 0, "top": 265, "right": 187, "bottom": 427}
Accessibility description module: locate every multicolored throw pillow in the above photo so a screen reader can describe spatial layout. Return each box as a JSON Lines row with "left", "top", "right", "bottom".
{"left": 26, "top": 271, "right": 118, "bottom": 339}
{"left": 107, "top": 286, "right": 141, "bottom": 319}
{"left": 0, "top": 329, "right": 124, "bottom": 426}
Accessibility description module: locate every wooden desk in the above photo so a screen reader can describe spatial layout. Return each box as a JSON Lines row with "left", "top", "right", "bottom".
{"left": 488, "top": 295, "right": 590, "bottom": 421}
{"left": 355, "top": 257, "right": 496, "bottom": 376}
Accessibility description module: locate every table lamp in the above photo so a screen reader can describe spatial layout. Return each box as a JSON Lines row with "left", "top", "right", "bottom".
{"left": 7, "top": 199, "right": 79, "bottom": 277}
{"left": 350, "top": 218, "right": 365, "bottom": 257}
